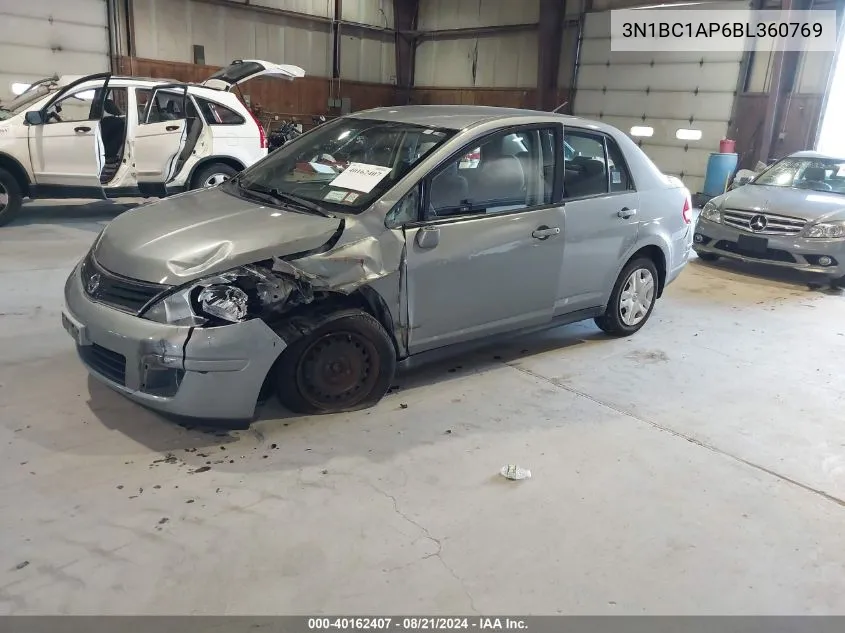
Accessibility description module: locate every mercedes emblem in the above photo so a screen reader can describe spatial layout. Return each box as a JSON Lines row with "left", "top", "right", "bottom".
{"left": 87, "top": 273, "right": 101, "bottom": 295}
{"left": 749, "top": 214, "right": 768, "bottom": 232}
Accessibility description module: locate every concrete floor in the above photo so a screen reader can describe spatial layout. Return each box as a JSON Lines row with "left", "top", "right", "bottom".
{"left": 2, "top": 201, "right": 845, "bottom": 615}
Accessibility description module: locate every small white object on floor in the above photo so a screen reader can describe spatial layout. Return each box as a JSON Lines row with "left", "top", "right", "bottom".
{"left": 500, "top": 465, "right": 531, "bottom": 480}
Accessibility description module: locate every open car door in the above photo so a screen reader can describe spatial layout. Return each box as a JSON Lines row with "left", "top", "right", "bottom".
{"left": 133, "top": 84, "right": 189, "bottom": 188}
{"left": 27, "top": 72, "right": 112, "bottom": 190}
{"left": 201, "top": 59, "right": 305, "bottom": 91}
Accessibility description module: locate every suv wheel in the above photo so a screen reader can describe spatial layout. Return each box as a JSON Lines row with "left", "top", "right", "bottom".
{"left": 274, "top": 310, "right": 396, "bottom": 414}
{"left": 0, "top": 168, "right": 23, "bottom": 227}
{"left": 192, "top": 163, "right": 238, "bottom": 190}
{"left": 595, "top": 257, "right": 659, "bottom": 337}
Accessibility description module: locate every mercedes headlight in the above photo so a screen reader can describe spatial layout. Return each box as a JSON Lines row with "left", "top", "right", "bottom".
{"left": 804, "top": 222, "right": 845, "bottom": 239}
{"left": 701, "top": 201, "right": 721, "bottom": 223}
{"left": 141, "top": 265, "right": 305, "bottom": 326}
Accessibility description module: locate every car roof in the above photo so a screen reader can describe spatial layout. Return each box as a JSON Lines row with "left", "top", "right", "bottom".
{"left": 789, "top": 150, "right": 845, "bottom": 161}
{"left": 347, "top": 105, "right": 614, "bottom": 134}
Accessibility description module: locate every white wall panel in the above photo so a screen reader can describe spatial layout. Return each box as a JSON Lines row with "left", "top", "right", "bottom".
{"left": 796, "top": 51, "right": 834, "bottom": 94}
{"left": 132, "top": 0, "right": 331, "bottom": 77}
{"left": 418, "top": 0, "right": 539, "bottom": 29}
{"left": 342, "top": 0, "right": 393, "bottom": 27}
{"left": 0, "top": 0, "right": 109, "bottom": 101}
{"left": 340, "top": 33, "right": 396, "bottom": 83}
{"left": 573, "top": 5, "right": 745, "bottom": 193}
{"left": 415, "top": 32, "right": 538, "bottom": 88}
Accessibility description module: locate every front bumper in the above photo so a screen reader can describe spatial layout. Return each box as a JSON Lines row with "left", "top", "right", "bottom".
{"left": 63, "top": 262, "right": 286, "bottom": 421}
{"left": 693, "top": 217, "right": 845, "bottom": 277}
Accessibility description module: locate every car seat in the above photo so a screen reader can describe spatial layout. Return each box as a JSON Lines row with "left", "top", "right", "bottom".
{"left": 430, "top": 162, "right": 469, "bottom": 216}
{"left": 475, "top": 140, "right": 525, "bottom": 210}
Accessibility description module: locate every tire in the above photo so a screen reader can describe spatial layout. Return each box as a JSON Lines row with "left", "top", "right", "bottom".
{"left": 0, "top": 168, "right": 23, "bottom": 227}
{"left": 191, "top": 163, "right": 238, "bottom": 190}
{"left": 696, "top": 252, "right": 720, "bottom": 262}
{"left": 595, "top": 257, "right": 660, "bottom": 337}
{"left": 274, "top": 310, "right": 397, "bottom": 414}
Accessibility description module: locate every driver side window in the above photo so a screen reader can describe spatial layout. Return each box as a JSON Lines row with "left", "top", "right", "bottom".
{"left": 45, "top": 87, "right": 99, "bottom": 124}
{"left": 425, "top": 127, "right": 556, "bottom": 221}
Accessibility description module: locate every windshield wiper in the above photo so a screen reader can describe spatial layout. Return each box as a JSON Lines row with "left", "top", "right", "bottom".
{"left": 250, "top": 185, "right": 334, "bottom": 218}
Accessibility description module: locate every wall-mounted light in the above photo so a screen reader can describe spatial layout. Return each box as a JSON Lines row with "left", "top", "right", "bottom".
{"left": 676, "top": 128, "right": 703, "bottom": 141}
{"left": 11, "top": 82, "right": 30, "bottom": 96}
{"left": 630, "top": 126, "right": 654, "bottom": 137}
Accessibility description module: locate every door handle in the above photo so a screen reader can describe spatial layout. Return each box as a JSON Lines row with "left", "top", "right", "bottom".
{"left": 532, "top": 226, "right": 561, "bottom": 240}
{"left": 166, "top": 125, "right": 180, "bottom": 132}
{"left": 618, "top": 207, "right": 637, "bottom": 219}
{"left": 74, "top": 126, "right": 91, "bottom": 133}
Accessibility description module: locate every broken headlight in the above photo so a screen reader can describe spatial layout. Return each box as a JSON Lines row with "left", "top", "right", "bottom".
{"left": 141, "top": 265, "right": 306, "bottom": 326}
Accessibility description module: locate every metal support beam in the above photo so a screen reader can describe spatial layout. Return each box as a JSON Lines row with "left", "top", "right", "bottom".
{"left": 333, "top": 0, "right": 342, "bottom": 80}
{"left": 394, "top": 0, "right": 419, "bottom": 104}
{"left": 190, "top": 0, "right": 394, "bottom": 36}
{"left": 537, "top": 0, "right": 567, "bottom": 111}
{"left": 757, "top": 0, "right": 792, "bottom": 163}
{"left": 408, "top": 23, "right": 539, "bottom": 40}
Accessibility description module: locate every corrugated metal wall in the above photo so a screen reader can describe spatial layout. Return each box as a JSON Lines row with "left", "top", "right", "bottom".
{"left": 415, "top": 0, "right": 539, "bottom": 88}
{"left": 0, "top": 0, "right": 110, "bottom": 102}
{"left": 131, "top": 0, "right": 395, "bottom": 83}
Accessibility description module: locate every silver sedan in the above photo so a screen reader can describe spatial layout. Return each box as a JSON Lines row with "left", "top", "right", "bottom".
{"left": 62, "top": 106, "right": 693, "bottom": 422}
{"left": 694, "top": 152, "right": 845, "bottom": 282}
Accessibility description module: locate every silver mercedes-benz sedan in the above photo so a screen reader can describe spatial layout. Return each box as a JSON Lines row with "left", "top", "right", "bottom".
{"left": 62, "top": 106, "right": 693, "bottom": 422}
{"left": 694, "top": 151, "right": 845, "bottom": 282}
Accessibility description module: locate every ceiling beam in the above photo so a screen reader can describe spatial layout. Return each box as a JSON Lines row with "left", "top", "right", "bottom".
{"left": 407, "top": 23, "right": 540, "bottom": 40}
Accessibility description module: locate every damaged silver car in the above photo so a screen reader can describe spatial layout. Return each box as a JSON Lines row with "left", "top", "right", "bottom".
{"left": 62, "top": 106, "right": 693, "bottom": 421}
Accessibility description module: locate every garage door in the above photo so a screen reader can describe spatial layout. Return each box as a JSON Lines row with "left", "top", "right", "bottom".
{"left": 0, "top": 0, "right": 110, "bottom": 102}
{"left": 572, "top": 3, "right": 747, "bottom": 194}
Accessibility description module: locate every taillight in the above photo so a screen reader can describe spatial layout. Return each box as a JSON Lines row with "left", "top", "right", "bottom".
{"left": 682, "top": 196, "right": 692, "bottom": 224}
{"left": 249, "top": 112, "right": 267, "bottom": 149}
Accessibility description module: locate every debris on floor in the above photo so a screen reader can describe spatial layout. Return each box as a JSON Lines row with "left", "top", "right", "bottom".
{"left": 500, "top": 464, "right": 532, "bottom": 481}
{"left": 190, "top": 466, "right": 211, "bottom": 474}
{"left": 14, "top": 561, "right": 29, "bottom": 571}
{"left": 399, "top": 403, "right": 409, "bottom": 409}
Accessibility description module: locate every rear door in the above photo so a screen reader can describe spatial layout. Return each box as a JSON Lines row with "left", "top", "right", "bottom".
{"left": 201, "top": 60, "right": 305, "bottom": 91}
{"left": 557, "top": 127, "right": 640, "bottom": 313}
{"left": 133, "top": 85, "right": 189, "bottom": 183}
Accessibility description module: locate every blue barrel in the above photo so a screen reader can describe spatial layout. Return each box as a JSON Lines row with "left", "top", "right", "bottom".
{"left": 703, "top": 152, "right": 739, "bottom": 197}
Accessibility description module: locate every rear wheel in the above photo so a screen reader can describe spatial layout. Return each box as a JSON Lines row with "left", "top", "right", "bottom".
{"left": 0, "top": 168, "right": 23, "bottom": 227}
{"left": 595, "top": 257, "right": 659, "bottom": 337}
{"left": 275, "top": 311, "right": 396, "bottom": 414}
{"left": 192, "top": 163, "right": 238, "bottom": 190}
{"left": 696, "top": 252, "right": 720, "bottom": 262}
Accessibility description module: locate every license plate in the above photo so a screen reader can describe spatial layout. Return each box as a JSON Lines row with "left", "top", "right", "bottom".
{"left": 61, "top": 312, "right": 86, "bottom": 345}
{"left": 737, "top": 234, "right": 768, "bottom": 256}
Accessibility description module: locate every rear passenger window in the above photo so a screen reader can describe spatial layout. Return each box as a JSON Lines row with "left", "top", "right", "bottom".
{"left": 563, "top": 131, "right": 608, "bottom": 199}
{"left": 196, "top": 98, "right": 245, "bottom": 125}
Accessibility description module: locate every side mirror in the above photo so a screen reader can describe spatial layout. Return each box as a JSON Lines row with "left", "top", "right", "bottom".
{"left": 24, "top": 111, "right": 44, "bottom": 126}
{"left": 416, "top": 225, "right": 440, "bottom": 249}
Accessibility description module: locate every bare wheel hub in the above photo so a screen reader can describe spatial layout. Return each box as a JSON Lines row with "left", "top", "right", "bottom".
{"left": 297, "top": 331, "right": 380, "bottom": 408}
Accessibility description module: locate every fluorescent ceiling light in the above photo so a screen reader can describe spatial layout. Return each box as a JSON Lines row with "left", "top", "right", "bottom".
{"left": 676, "top": 128, "right": 702, "bottom": 141}
{"left": 630, "top": 126, "right": 654, "bottom": 137}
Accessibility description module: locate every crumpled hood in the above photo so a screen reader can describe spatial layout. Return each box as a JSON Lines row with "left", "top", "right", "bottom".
{"left": 93, "top": 187, "right": 342, "bottom": 285}
{"left": 721, "top": 185, "right": 845, "bottom": 221}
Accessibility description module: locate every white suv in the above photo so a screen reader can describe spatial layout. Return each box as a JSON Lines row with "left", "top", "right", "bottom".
{"left": 0, "top": 60, "right": 305, "bottom": 226}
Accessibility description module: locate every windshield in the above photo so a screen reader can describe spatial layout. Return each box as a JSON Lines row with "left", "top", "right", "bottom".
{"left": 753, "top": 157, "right": 845, "bottom": 195}
{"left": 229, "top": 117, "right": 456, "bottom": 213}
{"left": 0, "top": 84, "right": 57, "bottom": 120}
